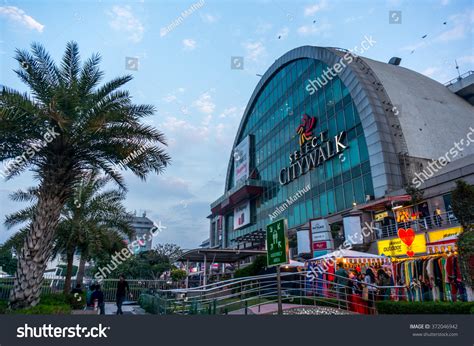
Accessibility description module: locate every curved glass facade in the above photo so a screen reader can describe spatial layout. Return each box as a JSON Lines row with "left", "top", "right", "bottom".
{"left": 225, "top": 58, "right": 373, "bottom": 244}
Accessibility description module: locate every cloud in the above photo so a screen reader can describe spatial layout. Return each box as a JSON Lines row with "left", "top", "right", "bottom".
{"left": 304, "top": 0, "right": 328, "bottom": 17}
{"left": 437, "top": 10, "right": 473, "bottom": 42}
{"left": 242, "top": 41, "right": 266, "bottom": 61}
{"left": 440, "top": 0, "right": 449, "bottom": 5}
{"left": 193, "top": 92, "right": 216, "bottom": 114}
{"left": 255, "top": 22, "right": 272, "bottom": 34}
{"left": 182, "top": 38, "right": 197, "bottom": 51}
{"left": 200, "top": 13, "right": 219, "bottom": 23}
{"left": 0, "top": 6, "right": 44, "bottom": 32}
{"left": 162, "top": 94, "right": 177, "bottom": 103}
{"left": 421, "top": 67, "right": 440, "bottom": 78}
{"left": 458, "top": 55, "right": 474, "bottom": 65}
{"left": 107, "top": 5, "right": 144, "bottom": 43}
{"left": 219, "top": 106, "right": 242, "bottom": 118}
{"left": 297, "top": 21, "right": 331, "bottom": 36}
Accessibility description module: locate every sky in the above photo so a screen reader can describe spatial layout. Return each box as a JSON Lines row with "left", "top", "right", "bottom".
{"left": 0, "top": 0, "right": 473, "bottom": 249}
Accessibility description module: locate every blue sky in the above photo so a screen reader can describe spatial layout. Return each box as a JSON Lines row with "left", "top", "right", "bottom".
{"left": 0, "top": 0, "right": 473, "bottom": 249}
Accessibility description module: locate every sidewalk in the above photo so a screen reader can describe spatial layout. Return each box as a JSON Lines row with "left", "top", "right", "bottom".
{"left": 104, "top": 303, "right": 147, "bottom": 315}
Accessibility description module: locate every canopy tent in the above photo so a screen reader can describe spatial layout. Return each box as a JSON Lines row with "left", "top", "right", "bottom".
{"left": 282, "top": 260, "right": 305, "bottom": 268}
{"left": 309, "top": 249, "right": 387, "bottom": 262}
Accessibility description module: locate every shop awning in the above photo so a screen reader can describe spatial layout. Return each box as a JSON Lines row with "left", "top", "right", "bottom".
{"left": 234, "top": 229, "right": 265, "bottom": 243}
{"left": 308, "top": 249, "right": 388, "bottom": 261}
{"left": 177, "top": 248, "right": 267, "bottom": 263}
{"left": 358, "top": 195, "right": 412, "bottom": 212}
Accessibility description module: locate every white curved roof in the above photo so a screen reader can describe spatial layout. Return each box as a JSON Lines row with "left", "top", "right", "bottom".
{"left": 362, "top": 57, "right": 474, "bottom": 160}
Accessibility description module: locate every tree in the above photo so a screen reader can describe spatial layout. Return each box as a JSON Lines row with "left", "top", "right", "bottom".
{"left": 103, "top": 244, "right": 182, "bottom": 280}
{"left": 4, "top": 172, "right": 134, "bottom": 294}
{"left": 0, "top": 247, "right": 17, "bottom": 275}
{"left": 451, "top": 180, "right": 474, "bottom": 288}
{"left": 0, "top": 42, "right": 170, "bottom": 308}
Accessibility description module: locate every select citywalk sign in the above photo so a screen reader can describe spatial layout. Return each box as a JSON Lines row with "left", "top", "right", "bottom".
{"left": 266, "top": 219, "right": 289, "bottom": 267}
{"left": 279, "top": 114, "right": 348, "bottom": 185}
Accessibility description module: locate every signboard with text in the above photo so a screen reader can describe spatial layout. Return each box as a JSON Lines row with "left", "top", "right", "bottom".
{"left": 266, "top": 219, "right": 289, "bottom": 267}
{"left": 233, "top": 201, "right": 250, "bottom": 230}
{"left": 377, "top": 234, "right": 426, "bottom": 256}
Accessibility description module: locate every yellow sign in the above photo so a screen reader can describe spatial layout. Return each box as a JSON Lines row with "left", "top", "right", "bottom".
{"left": 374, "top": 211, "right": 388, "bottom": 221}
{"left": 377, "top": 234, "right": 426, "bottom": 257}
{"left": 428, "top": 227, "right": 462, "bottom": 243}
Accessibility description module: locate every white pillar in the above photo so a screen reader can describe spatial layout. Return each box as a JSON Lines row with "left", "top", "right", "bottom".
{"left": 203, "top": 254, "right": 207, "bottom": 287}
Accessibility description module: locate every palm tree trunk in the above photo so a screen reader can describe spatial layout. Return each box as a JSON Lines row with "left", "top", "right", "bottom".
{"left": 76, "top": 254, "right": 87, "bottom": 286}
{"left": 9, "top": 176, "right": 71, "bottom": 309}
{"left": 63, "top": 248, "right": 75, "bottom": 294}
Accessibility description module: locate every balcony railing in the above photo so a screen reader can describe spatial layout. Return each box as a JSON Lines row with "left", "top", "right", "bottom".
{"left": 376, "top": 212, "right": 459, "bottom": 239}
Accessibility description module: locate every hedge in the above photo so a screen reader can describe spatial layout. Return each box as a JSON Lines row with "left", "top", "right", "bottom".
{"left": 376, "top": 301, "right": 474, "bottom": 314}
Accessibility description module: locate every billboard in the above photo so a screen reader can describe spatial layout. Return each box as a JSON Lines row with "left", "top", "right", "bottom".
{"left": 233, "top": 201, "right": 250, "bottom": 230}
{"left": 310, "top": 218, "right": 333, "bottom": 257}
{"left": 234, "top": 136, "right": 250, "bottom": 186}
{"left": 296, "top": 229, "right": 311, "bottom": 254}
{"left": 343, "top": 216, "right": 363, "bottom": 245}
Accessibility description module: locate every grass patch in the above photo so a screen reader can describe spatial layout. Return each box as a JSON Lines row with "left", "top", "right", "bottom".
{"left": 376, "top": 301, "right": 474, "bottom": 314}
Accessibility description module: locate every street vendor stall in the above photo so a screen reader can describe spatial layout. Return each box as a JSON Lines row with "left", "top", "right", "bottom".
{"left": 305, "top": 250, "right": 392, "bottom": 313}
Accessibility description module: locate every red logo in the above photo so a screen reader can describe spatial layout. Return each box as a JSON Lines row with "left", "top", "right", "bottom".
{"left": 296, "top": 114, "right": 316, "bottom": 147}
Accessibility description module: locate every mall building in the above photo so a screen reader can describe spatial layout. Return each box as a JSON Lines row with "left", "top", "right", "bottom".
{"left": 208, "top": 46, "right": 474, "bottom": 260}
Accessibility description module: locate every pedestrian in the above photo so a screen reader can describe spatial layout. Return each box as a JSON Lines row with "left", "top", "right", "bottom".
{"left": 364, "top": 268, "right": 377, "bottom": 314}
{"left": 376, "top": 269, "right": 390, "bottom": 300}
{"left": 334, "top": 263, "right": 349, "bottom": 309}
{"left": 116, "top": 274, "right": 132, "bottom": 315}
{"left": 91, "top": 284, "right": 105, "bottom": 315}
{"left": 434, "top": 207, "right": 443, "bottom": 227}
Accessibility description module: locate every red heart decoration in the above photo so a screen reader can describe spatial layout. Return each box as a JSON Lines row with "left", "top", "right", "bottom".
{"left": 398, "top": 228, "right": 415, "bottom": 247}
{"left": 406, "top": 250, "right": 415, "bottom": 257}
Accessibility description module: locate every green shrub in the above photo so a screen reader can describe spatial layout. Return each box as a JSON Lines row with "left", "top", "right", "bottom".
{"left": 0, "top": 300, "right": 8, "bottom": 314}
{"left": 234, "top": 256, "right": 267, "bottom": 278}
{"left": 376, "top": 301, "right": 474, "bottom": 314}
{"left": 10, "top": 303, "right": 71, "bottom": 315}
{"left": 170, "top": 269, "right": 187, "bottom": 282}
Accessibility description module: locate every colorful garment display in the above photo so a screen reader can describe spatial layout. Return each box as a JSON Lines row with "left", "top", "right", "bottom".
{"left": 392, "top": 254, "right": 466, "bottom": 302}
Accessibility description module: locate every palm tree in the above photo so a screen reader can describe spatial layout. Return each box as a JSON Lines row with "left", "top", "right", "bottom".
{"left": 5, "top": 172, "right": 135, "bottom": 294}
{"left": 0, "top": 42, "right": 170, "bottom": 308}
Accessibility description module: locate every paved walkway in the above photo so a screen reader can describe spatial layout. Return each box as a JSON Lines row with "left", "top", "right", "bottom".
{"left": 104, "top": 303, "right": 147, "bottom": 315}
{"left": 229, "top": 303, "right": 303, "bottom": 315}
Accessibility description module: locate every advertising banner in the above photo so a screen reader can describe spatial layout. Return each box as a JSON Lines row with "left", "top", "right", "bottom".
{"left": 233, "top": 201, "right": 250, "bottom": 230}
{"left": 428, "top": 226, "right": 462, "bottom": 242}
{"left": 343, "top": 216, "right": 363, "bottom": 245}
{"left": 297, "top": 229, "right": 311, "bottom": 254}
{"left": 234, "top": 135, "right": 250, "bottom": 186}
{"left": 377, "top": 234, "right": 426, "bottom": 256}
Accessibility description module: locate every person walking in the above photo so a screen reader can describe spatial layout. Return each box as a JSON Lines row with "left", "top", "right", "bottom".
{"left": 91, "top": 284, "right": 105, "bottom": 315}
{"left": 334, "top": 263, "right": 349, "bottom": 309}
{"left": 116, "top": 275, "right": 132, "bottom": 315}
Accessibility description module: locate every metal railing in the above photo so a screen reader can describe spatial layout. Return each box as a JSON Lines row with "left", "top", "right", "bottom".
{"left": 0, "top": 277, "right": 178, "bottom": 302}
{"left": 378, "top": 212, "right": 459, "bottom": 239}
{"left": 140, "top": 271, "right": 409, "bottom": 315}
{"left": 444, "top": 70, "right": 474, "bottom": 87}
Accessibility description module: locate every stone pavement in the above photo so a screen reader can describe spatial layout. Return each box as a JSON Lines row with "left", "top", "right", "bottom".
{"left": 104, "top": 303, "right": 147, "bottom": 315}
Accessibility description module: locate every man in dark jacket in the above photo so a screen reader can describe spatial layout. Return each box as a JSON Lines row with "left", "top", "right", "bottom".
{"left": 116, "top": 275, "right": 132, "bottom": 315}
{"left": 91, "top": 284, "right": 105, "bottom": 315}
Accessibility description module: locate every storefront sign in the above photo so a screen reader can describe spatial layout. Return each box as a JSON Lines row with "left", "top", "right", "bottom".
{"left": 428, "top": 227, "right": 462, "bottom": 242}
{"left": 374, "top": 211, "right": 388, "bottom": 221}
{"left": 377, "top": 234, "right": 426, "bottom": 257}
{"left": 279, "top": 115, "right": 348, "bottom": 185}
{"left": 266, "top": 219, "right": 289, "bottom": 267}
{"left": 312, "top": 241, "right": 334, "bottom": 251}
{"left": 312, "top": 232, "right": 331, "bottom": 242}
{"left": 233, "top": 201, "right": 250, "bottom": 230}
